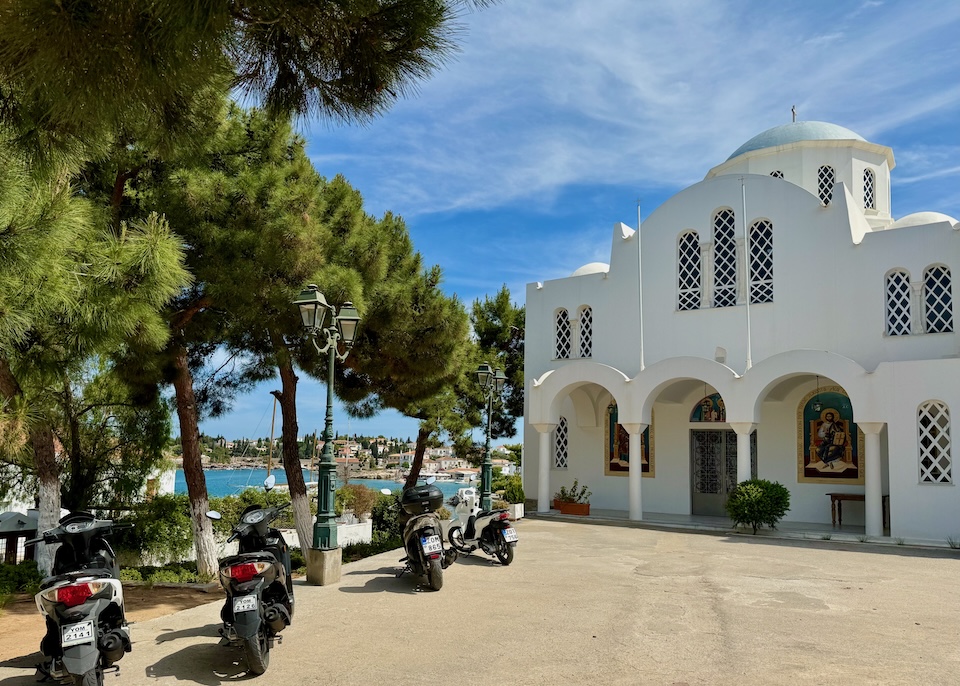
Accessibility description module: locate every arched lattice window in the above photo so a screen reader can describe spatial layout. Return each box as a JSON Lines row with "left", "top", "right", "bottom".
{"left": 818, "top": 165, "right": 835, "bottom": 205}
{"left": 924, "top": 265, "right": 954, "bottom": 333}
{"left": 713, "top": 209, "right": 738, "bottom": 307}
{"left": 555, "top": 309, "right": 571, "bottom": 359}
{"left": 885, "top": 270, "right": 911, "bottom": 335}
{"left": 863, "top": 168, "right": 876, "bottom": 210}
{"left": 677, "top": 231, "right": 701, "bottom": 311}
{"left": 554, "top": 417, "right": 568, "bottom": 469}
{"left": 749, "top": 219, "right": 773, "bottom": 303}
{"left": 770, "top": 170, "right": 784, "bottom": 179}
{"left": 919, "top": 401, "right": 951, "bottom": 483}
{"left": 578, "top": 306, "right": 593, "bottom": 358}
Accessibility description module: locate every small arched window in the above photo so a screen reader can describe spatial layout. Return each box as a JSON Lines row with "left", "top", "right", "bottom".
{"left": 885, "top": 270, "right": 911, "bottom": 335}
{"left": 924, "top": 265, "right": 954, "bottom": 333}
{"left": 554, "top": 417, "right": 568, "bottom": 469}
{"left": 919, "top": 401, "right": 951, "bottom": 483}
{"left": 578, "top": 306, "right": 593, "bottom": 358}
{"left": 817, "top": 165, "right": 835, "bottom": 205}
{"left": 863, "top": 168, "right": 876, "bottom": 210}
{"left": 770, "top": 170, "right": 784, "bottom": 179}
{"left": 677, "top": 231, "right": 701, "bottom": 311}
{"left": 748, "top": 219, "right": 773, "bottom": 303}
{"left": 713, "top": 209, "right": 738, "bottom": 307}
{"left": 555, "top": 309, "right": 571, "bottom": 359}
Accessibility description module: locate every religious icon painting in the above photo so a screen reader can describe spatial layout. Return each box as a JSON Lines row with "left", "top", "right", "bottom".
{"left": 690, "top": 393, "right": 726, "bottom": 422}
{"left": 796, "top": 385, "right": 864, "bottom": 484}
{"left": 604, "top": 403, "right": 654, "bottom": 477}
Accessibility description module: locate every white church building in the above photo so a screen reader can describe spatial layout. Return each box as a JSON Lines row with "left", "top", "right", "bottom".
{"left": 523, "top": 120, "right": 959, "bottom": 542}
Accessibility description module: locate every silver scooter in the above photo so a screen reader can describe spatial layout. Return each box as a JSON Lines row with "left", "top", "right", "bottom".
{"left": 382, "top": 477, "right": 456, "bottom": 590}
{"left": 447, "top": 487, "right": 518, "bottom": 565}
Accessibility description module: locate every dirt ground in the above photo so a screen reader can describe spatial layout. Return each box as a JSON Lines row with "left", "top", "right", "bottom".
{"left": 0, "top": 584, "right": 224, "bottom": 664}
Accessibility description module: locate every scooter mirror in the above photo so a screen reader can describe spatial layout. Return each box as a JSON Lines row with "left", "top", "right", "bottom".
{"left": 206, "top": 510, "right": 222, "bottom": 521}
{"left": 425, "top": 476, "right": 437, "bottom": 485}
{"left": 380, "top": 488, "right": 392, "bottom": 495}
{"left": 264, "top": 474, "right": 277, "bottom": 491}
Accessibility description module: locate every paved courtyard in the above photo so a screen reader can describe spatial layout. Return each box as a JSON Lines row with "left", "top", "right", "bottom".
{"left": 2, "top": 518, "right": 959, "bottom": 685}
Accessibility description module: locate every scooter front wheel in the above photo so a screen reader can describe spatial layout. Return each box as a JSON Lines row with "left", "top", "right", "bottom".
{"left": 243, "top": 625, "right": 270, "bottom": 675}
{"left": 448, "top": 526, "right": 467, "bottom": 552}
{"left": 73, "top": 668, "right": 103, "bottom": 686}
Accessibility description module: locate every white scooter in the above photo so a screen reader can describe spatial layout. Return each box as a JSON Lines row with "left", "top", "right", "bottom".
{"left": 446, "top": 487, "right": 518, "bottom": 565}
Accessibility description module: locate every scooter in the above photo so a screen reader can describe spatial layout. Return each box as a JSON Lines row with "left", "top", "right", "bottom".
{"left": 383, "top": 477, "right": 457, "bottom": 591}
{"left": 27, "top": 511, "right": 132, "bottom": 686}
{"left": 447, "top": 487, "right": 518, "bottom": 565}
{"left": 206, "top": 475, "right": 294, "bottom": 676}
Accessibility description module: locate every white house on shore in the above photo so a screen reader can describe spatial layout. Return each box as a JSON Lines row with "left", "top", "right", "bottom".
{"left": 524, "top": 120, "right": 959, "bottom": 542}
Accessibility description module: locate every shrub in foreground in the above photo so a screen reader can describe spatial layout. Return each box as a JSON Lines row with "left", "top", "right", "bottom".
{"left": 726, "top": 479, "right": 791, "bottom": 534}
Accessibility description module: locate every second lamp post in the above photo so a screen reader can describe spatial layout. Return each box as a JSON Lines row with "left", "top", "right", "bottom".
{"left": 476, "top": 362, "right": 507, "bottom": 511}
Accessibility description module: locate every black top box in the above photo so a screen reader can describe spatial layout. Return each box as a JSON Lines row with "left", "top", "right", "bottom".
{"left": 400, "top": 484, "right": 444, "bottom": 514}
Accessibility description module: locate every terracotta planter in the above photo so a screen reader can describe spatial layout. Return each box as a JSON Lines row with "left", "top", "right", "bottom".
{"left": 554, "top": 501, "right": 590, "bottom": 516}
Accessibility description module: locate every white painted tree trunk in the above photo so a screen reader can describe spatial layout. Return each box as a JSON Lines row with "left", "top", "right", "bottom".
{"left": 189, "top": 496, "right": 219, "bottom": 579}
{"left": 35, "top": 470, "right": 61, "bottom": 577}
{"left": 291, "top": 492, "right": 314, "bottom": 552}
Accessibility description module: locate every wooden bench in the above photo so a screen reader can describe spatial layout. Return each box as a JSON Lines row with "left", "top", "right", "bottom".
{"left": 827, "top": 493, "right": 889, "bottom": 529}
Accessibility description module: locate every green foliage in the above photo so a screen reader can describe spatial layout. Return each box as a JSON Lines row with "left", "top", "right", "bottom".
{"left": 0, "top": 560, "right": 42, "bottom": 595}
{"left": 725, "top": 479, "right": 791, "bottom": 534}
{"left": 371, "top": 491, "right": 402, "bottom": 540}
{"left": 436, "top": 506, "right": 451, "bottom": 520}
{"left": 337, "top": 483, "right": 378, "bottom": 516}
{"left": 119, "top": 568, "right": 143, "bottom": 582}
{"left": 208, "top": 489, "right": 296, "bottom": 536}
{"left": 342, "top": 535, "right": 403, "bottom": 564}
{"left": 554, "top": 480, "right": 591, "bottom": 504}
{"left": 113, "top": 494, "right": 194, "bottom": 563}
{"left": 132, "top": 561, "right": 203, "bottom": 584}
{"left": 494, "top": 474, "right": 524, "bottom": 504}
{"left": 493, "top": 499, "right": 509, "bottom": 510}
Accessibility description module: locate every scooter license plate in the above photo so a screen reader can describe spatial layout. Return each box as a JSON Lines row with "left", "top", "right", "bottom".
{"left": 233, "top": 595, "right": 258, "bottom": 613}
{"left": 420, "top": 535, "right": 442, "bottom": 554}
{"left": 502, "top": 527, "right": 518, "bottom": 543}
{"left": 61, "top": 620, "right": 94, "bottom": 647}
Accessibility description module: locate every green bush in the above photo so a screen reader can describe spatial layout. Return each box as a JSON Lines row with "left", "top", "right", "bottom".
{"left": 336, "top": 484, "right": 378, "bottom": 517}
{"left": 119, "top": 568, "right": 143, "bottom": 582}
{"left": 726, "top": 479, "right": 791, "bottom": 534}
{"left": 113, "top": 494, "right": 194, "bottom": 563}
{"left": 209, "top": 488, "right": 296, "bottom": 535}
{"left": 0, "top": 560, "right": 42, "bottom": 595}
{"left": 554, "top": 480, "right": 591, "bottom": 503}
{"left": 501, "top": 475, "right": 525, "bottom": 504}
{"left": 493, "top": 499, "right": 509, "bottom": 510}
{"left": 371, "top": 491, "right": 402, "bottom": 540}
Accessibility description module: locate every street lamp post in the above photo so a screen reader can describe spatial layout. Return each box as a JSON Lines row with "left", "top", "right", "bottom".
{"left": 293, "top": 285, "right": 360, "bottom": 582}
{"left": 476, "top": 362, "right": 507, "bottom": 511}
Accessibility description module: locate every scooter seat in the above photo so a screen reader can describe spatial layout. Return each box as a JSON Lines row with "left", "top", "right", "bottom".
{"left": 40, "top": 568, "right": 114, "bottom": 590}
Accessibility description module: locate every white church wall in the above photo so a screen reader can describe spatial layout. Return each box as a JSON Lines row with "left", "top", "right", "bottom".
{"left": 644, "top": 401, "right": 693, "bottom": 515}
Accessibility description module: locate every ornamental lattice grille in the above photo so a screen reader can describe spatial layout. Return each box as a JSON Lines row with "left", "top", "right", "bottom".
{"left": 713, "top": 209, "right": 738, "bottom": 307}
{"left": 864, "top": 168, "right": 876, "bottom": 209}
{"left": 919, "top": 401, "right": 951, "bottom": 483}
{"left": 818, "top": 165, "right": 835, "bottom": 205}
{"left": 749, "top": 220, "right": 773, "bottom": 303}
{"left": 555, "top": 309, "right": 571, "bottom": 359}
{"left": 770, "top": 170, "right": 784, "bottom": 179}
{"left": 578, "top": 306, "right": 593, "bottom": 358}
{"left": 885, "top": 270, "right": 911, "bottom": 335}
{"left": 677, "top": 232, "right": 701, "bottom": 310}
{"left": 554, "top": 417, "right": 568, "bottom": 469}
{"left": 924, "top": 266, "right": 954, "bottom": 333}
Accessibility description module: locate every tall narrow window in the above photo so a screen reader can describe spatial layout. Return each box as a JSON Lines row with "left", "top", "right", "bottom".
{"left": 919, "top": 401, "right": 951, "bottom": 484}
{"left": 677, "top": 231, "right": 701, "bottom": 311}
{"left": 713, "top": 209, "right": 737, "bottom": 307}
{"left": 770, "top": 170, "right": 784, "bottom": 179}
{"left": 924, "top": 265, "right": 954, "bottom": 333}
{"left": 555, "top": 309, "right": 571, "bottom": 358}
{"left": 749, "top": 219, "right": 773, "bottom": 303}
{"left": 863, "top": 168, "right": 876, "bottom": 210}
{"left": 578, "top": 306, "right": 593, "bottom": 358}
{"left": 554, "top": 417, "right": 568, "bottom": 469}
{"left": 885, "top": 270, "right": 912, "bottom": 335}
{"left": 818, "top": 165, "right": 835, "bottom": 205}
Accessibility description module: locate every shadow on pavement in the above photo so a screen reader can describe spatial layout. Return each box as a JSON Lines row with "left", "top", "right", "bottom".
{"left": 146, "top": 642, "right": 250, "bottom": 684}
{"left": 156, "top": 623, "right": 222, "bottom": 644}
{"left": 719, "top": 533, "right": 960, "bottom": 558}
{"left": 338, "top": 569, "right": 435, "bottom": 594}
{"left": 0, "top": 652, "right": 39, "bottom": 670}
{"left": 450, "top": 554, "right": 505, "bottom": 567}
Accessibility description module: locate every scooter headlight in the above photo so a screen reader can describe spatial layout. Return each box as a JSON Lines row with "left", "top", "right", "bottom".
{"left": 41, "top": 581, "right": 109, "bottom": 608}
{"left": 227, "top": 561, "right": 270, "bottom": 583}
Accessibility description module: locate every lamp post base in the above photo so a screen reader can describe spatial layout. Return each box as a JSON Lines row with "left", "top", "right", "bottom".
{"left": 306, "top": 547, "right": 342, "bottom": 586}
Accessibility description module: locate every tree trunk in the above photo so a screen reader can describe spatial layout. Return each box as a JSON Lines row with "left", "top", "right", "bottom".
{"left": 32, "top": 425, "right": 61, "bottom": 577}
{"left": 171, "top": 343, "right": 218, "bottom": 578}
{"left": 403, "top": 426, "right": 431, "bottom": 490}
{"left": 272, "top": 351, "right": 313, "bottom": 551}
{"left": 62, "top": 379, "right": 90, "bottom": 512}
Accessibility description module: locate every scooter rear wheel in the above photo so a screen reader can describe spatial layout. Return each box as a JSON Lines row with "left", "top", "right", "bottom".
{"left": 73, "top": 668, "right": 103, "bottom": 686}
{"left": 427, "top": 557, "right": 443, "bottom": 591}
{"left": 243, "top": 625, "right": 270, "bottom": 675}
{"left": 494, "top": 536, "right": 514, "bottom": 566}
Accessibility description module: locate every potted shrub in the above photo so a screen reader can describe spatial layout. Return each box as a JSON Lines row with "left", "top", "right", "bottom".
{"left": 553, "top": 480, "right": 591, "bottom": 516}
{"left": 502, "top": 475, "right": 525, "bottom": 520}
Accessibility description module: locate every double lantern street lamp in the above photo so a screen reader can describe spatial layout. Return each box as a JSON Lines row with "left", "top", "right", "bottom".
{"left": 293, "top": 284, "right": 361, "bottom": 552}
{"left": 476, "top": 362, "right": 507, "bottom": 511}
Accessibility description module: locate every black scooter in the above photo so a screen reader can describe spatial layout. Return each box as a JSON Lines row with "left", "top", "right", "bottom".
{"left": 206, "top": 475, "right": 294, "bottom": 676}
{"left": 27, "top": 512, "right": 132, "bottom": 686}
{"left": 385, "top": 477, "right": 457, "bottom": 591}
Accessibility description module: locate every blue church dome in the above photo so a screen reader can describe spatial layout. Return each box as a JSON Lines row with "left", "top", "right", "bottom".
{"left": 727, "top": 121, "right": 866, "bottom": 161}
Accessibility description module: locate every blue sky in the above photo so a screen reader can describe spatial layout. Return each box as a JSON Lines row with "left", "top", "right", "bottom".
{"left": 199, "top": 0, "right": 960, "bottom": 443}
